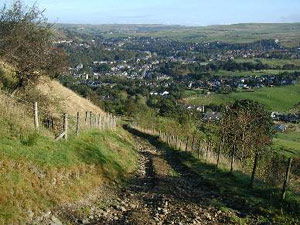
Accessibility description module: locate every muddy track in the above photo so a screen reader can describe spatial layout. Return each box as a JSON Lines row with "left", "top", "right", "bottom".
{"left": 51, "top": 127, "right": 250, "bottom": 225}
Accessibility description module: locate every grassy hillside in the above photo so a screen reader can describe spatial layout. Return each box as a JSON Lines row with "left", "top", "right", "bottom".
{"left": 184, "top": 84, "right": 300, "bottom": 112}
{"left": 36, "top": 78, "right": 105, "bottom": 116}
{"left": 0, "top": 129, "right": 137, "bottom": 224}
{"left": 0, "top": 64, "right": 138, "bottom": 224}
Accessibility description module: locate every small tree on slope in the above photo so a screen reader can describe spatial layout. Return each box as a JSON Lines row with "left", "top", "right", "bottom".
{"left": 221, "top": 100, "right": 273, "bottom": 188}
{"left": 0, "top": 0, "right": 67, "bottom": 94}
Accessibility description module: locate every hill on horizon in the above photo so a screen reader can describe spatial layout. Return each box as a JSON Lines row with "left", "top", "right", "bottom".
{"left": 56, "top": 22, "right": 300, "bottom": 47}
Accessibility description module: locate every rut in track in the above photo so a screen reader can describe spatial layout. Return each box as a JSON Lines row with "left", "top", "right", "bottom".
{"left": 49, "top": 127, "right": 265, "bottom": 225}
{"left": 56, "top": 127, "right": 236, "bottom": 225}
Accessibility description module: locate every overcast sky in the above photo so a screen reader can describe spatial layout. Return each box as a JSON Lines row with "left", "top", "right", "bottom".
{"left": 6, "top": 0, "right": 300, "bottom": 25}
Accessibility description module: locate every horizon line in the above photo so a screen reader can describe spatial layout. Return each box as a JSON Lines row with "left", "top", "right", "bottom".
{"left": 54, "top": 21, "right": 300, "bottom": 27}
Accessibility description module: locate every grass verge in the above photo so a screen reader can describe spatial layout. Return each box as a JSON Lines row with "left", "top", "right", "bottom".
{"left": 0, "top": 128, "right": 138, "bottom": 224}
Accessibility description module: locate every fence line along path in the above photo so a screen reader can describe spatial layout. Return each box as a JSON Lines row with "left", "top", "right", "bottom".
{"left": 131, "top": 124, "right": 300, "bottom": 202}
{"left": 30, "top": 102, "right": 118, "bottom": 140}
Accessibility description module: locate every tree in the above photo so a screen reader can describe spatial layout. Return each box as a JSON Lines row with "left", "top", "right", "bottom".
{"left": 216, "top": 117, "right": 229, "bottom": 168}
{"left": 0, "top": 1, "right": 67, "bottom": 94}
{"left": 221, "top": 105, "right": 240, "bottom": 173}
{"left": 247, "top": 102, "right": 273, "bottom": 188}
{"left": 221, "top": 100, "right": 273, "bottom": 180}
{"left": 94, "top": 64, "right": 111, "bottom": 73}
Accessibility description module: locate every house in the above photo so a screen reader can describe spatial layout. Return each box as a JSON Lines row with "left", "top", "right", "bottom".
{"left": 76, "top": 63, "right": 83, "bottom": 70}
{"left": 196, "top": 105, "right": 205, "bottom": 112}
{"left": 150, "top": 91, "right": 158, "bottom": 96}
{"left": 275, "top": 124, "right": 287, "bottom": 133}
{"left": 93, "top": 72, "right": 101, "bottom": 78}
{"left": 203, "top": 112, "right": 222, "bottom": 122}
{"left": 161, "top": 91, "right": 170, "bottom": 96}
{"left": 271, "top": 112, "right": 281, "bottom": 120}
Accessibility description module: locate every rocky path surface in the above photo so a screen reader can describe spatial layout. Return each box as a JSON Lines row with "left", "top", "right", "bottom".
{"left": 50, "top": 129, "right": 240, "bottom": 225}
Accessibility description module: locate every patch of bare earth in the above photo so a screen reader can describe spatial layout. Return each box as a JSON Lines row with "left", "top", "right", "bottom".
{"left": 51, "top": 134, "right": 238, "bottom": 225}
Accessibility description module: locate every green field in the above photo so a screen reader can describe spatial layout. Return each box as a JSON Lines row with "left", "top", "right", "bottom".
{"left": 185, "top": 84, "right": 300, "bottom": 112}
{"left": 235, "top": 58, "right": 300, "bottom": 67}
{"left": 210, "top": 69, "right": 300, "bottom": 77}
{"left": 273, "top": 130, "right": 300, "bottom": 157}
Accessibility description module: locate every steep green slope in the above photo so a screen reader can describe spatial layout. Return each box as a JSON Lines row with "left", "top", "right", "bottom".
{"left": 0, "top": 129, "right": 137, "bottom": 224}
{"left": 0, "top": 65, "right": 138, "bottom": 224}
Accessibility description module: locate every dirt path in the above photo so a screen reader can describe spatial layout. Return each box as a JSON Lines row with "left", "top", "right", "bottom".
{"left": 52, "top": 128, "right": 238, "bottom": 225}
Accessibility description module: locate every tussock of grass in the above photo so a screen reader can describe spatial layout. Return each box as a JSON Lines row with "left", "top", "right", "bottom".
{"left": 0, "top": 93, "right": 35, "bottom": 138}
{"left": 0, "top": 129, "right": 138, "bottom": 224}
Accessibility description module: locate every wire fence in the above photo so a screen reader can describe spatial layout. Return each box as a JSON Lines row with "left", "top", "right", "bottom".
{"left": 131, "top": 124, "right": 300, "bottom": 202}
{"left": 38, "top": 104, "right": 118, "bottom": 140}
{"left": 0, "top": 92, "right": 118, "bottom": 140}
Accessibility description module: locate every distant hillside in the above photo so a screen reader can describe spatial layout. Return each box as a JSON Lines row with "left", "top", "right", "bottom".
{"left": 56, "top": 23, "right": 300, "bottom": 47}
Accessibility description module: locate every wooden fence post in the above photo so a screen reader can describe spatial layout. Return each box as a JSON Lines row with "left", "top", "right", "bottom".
{"left": 89, "top": 111, "right": 92, "bottom": 128}
{"left": 216, "top": 136, "right": 224, "bottom": 168}
{"left": 103, "top": 115, "right": 106, "bottom": 130}
{"left": 110, "top": 115, "right": 114, "bottom": 129}
{"left": 206, "top": 142, "right": 210, "bottom": 162}
{"left": 85, "top": 111, "right": 88, "bottom": 126}
{"left": 191, "top": 136, "right": 195, "bottom": 152}
{"left": 63, "top": 113, "right": 68, "bottom": 140}
{"left": 113, "top": 116, "right": 116, "bottom": 129}
{"left": 282, "top": 158, "right": 293, "bottom": 200}
{"left": 109, "top": 115, "right": 111, "bottom": 129}
{"left": 52, "top": 117, "right": 55, "bottom": 131}
{"left": 249, "top": 152, "right": 259, "bottom": 189}
{"left": 185, "top": 136, "right": 190, "bottom": 152}
{"left": 197, "top": 142, "right": 201, "bottom": 159}
{"left": 97, "top": 114, "right": 100, "bottom": 129}
{"left": 76, "top": 112, "right": 80, "bottom": 136}
{"left": 34, "top": 102, "right": 39, "bottom": 130}
{"left": 230, "top": 144, "right": 236, "bottom": 174}
{"left": 99, "top": 115, "right": 103, "bottom": 130}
